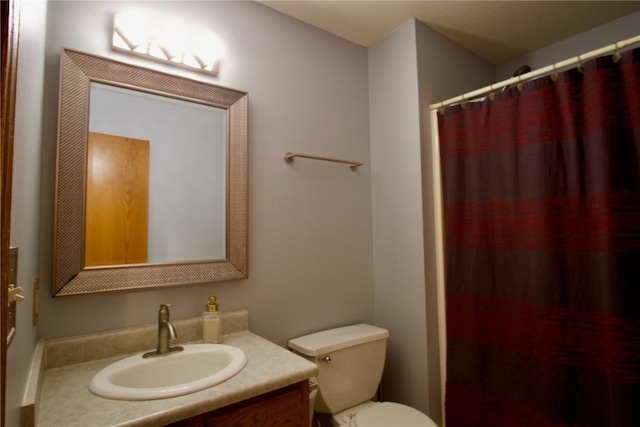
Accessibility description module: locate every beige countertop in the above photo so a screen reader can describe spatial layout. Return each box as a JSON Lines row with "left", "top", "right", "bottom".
{"left": 28, "top": 311, "right": 318, "bottom": 427}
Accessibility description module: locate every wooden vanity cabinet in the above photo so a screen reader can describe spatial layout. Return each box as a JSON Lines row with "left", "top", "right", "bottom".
{"left": 166, "top": 380, "right": 309, "bottom": 427}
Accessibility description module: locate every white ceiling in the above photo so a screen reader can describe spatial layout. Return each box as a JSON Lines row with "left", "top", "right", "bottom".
{"left": 258, "top": 1, "right": 640, "bottom": 64}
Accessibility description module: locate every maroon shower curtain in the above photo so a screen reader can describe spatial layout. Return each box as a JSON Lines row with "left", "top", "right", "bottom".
{"left": 438, "top": 47, "right": 640, "bottom": 427}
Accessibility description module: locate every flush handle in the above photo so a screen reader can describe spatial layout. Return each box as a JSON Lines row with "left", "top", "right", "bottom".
{"left": 317, "top": 355, "right": 331, "bottom": 363}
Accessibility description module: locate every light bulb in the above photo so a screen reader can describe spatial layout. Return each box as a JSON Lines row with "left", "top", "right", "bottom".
{"left": 114, "top": 12, "right": 152, "bottom": 50}
{"left": 155, "top": 22, "right": 189, "bottom": 61}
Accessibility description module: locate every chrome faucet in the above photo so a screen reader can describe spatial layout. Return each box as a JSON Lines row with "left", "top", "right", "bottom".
{"left": 143, "top": 304, "right": 184, "bottom": 358}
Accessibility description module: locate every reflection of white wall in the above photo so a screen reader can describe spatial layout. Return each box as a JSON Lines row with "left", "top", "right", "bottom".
{"left": 89, "top": 83, "right": 226, "bottom": 262}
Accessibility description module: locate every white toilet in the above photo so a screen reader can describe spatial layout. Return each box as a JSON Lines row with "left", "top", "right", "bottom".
{"left": 289, "top": 323, "right": 437, "bottom": 427}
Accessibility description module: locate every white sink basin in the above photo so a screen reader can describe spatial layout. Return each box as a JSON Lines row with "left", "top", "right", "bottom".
{"left": 89, "top": 344, "right": 247, "bottom": 400}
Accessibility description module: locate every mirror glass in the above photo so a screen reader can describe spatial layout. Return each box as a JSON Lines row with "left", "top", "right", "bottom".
{"left": 53, "top": 49, "right": 248, "bottom": 296}
{"left": 87, "top": 83, "right": 227, "bottom": 265}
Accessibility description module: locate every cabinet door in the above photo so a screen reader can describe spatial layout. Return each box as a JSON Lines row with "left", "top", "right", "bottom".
{"left": 164, "top": 381, "right": 309, "bottom": 427}
{"left": 205, "top": 382, "right": 308, "bottom": 427}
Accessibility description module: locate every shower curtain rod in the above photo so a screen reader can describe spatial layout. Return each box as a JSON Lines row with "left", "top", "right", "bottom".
{"left": 429, "top": 34, "right": 640, "bottom": 111}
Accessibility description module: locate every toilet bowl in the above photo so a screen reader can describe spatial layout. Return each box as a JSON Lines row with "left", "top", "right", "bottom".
{"left": 289, "top": 324, "right": 437, "bottom": 427}
{"left": 332, "top": 401, "right": 437, "bottom": 427}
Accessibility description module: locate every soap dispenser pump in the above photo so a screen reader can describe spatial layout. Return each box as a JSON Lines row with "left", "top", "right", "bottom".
{"left": 203, "top": 296, "right": 222, "bottom": 344}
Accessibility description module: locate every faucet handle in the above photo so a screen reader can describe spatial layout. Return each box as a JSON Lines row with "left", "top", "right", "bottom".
{"left": 159, "top": 304, "right": 172, "bottom": 321}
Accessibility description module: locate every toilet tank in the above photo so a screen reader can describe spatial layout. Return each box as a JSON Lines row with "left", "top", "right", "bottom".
{"left": 288, "top": 324, "right": 389, "bottom": 414}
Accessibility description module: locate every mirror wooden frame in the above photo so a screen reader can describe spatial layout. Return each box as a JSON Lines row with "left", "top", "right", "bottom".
{"left": 53, "top": 49, "right": 248, "bottom": 297}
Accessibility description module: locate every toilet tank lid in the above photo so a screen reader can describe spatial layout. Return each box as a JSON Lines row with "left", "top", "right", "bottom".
{"left": 288, "top": 324, "right": 389, "bottom": 357}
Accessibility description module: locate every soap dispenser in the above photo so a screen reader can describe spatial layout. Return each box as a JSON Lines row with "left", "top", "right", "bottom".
{"left": 203, "top": 296, "right": 222, "bottom": 344}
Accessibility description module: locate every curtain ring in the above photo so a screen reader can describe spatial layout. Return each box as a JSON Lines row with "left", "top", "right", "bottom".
{"left": 550, "top": 63, "right": 558, "bottom": 82}
{"left": 577, "top": 54, "right": 585, "bottom": 73}
{"left": 461, "top": 94, "right": 468, "bottom": 109}
{"left": 438, "top": 107, "right": 446, "bottom": 115}
{"left": 488, "top": 84, "right": 496, "bottom": 101}
{"left": 612, "top": 42, "right": 622, "bottom": 63}
{"left": 516, "top": 75, "right": 524, "bottom": 92}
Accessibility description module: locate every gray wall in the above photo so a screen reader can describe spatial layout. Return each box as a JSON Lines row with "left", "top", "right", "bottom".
{"left": 39, "top": 1, "right": 374, "bottom": 346}
{"left": 369, "top": 19, "right": 429, "bottom": 415}
{"left": 368, "top": 19, "right": 495, "bottom": 421}
{"left": 498, "top": 11, "right": 640, "bottom": 79}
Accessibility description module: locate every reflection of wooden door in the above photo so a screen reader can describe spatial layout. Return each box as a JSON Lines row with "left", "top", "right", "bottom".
{"left": 85, "top": 132, "right": 149, "bottom": 266}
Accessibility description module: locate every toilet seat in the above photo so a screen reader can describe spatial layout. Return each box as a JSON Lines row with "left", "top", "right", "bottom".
{"left": 354, "top": 402, "right": 437, "bottom": 427}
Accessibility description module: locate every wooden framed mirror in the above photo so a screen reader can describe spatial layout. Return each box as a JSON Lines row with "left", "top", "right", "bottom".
{"left": 53, "top": 49, "right": 248, "bottom": 296}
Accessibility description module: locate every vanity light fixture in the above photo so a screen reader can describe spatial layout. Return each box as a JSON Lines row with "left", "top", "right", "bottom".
{"left": 112, "top": 12, "right": 223, "bottom": 74}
